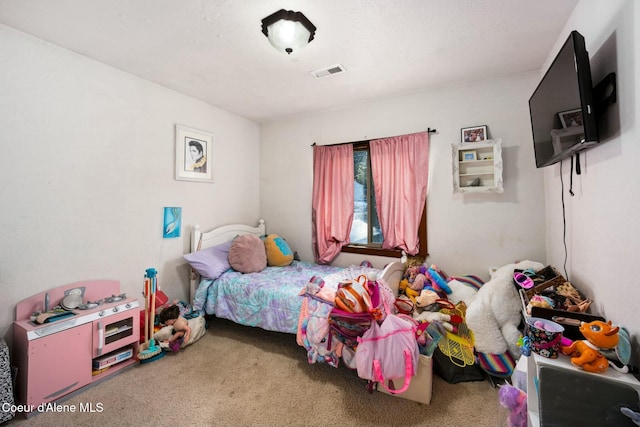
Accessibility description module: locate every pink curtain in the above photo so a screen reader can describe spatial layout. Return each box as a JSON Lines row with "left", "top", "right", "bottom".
{"left": 370, "top": 131, "right": 429, "bottom": 255}
{"left": 312, "top": 144, "right": 354, "bottom": 264}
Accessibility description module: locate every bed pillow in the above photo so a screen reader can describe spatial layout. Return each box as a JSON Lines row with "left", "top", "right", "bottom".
{"left": 183, "top": 240, "right": 233, "bottom": 280}
{"left": 264, "top": 234, "right": 294, "bottom": 267}
{"left": 228, "top": 234, "right": 267, "bottom": 273}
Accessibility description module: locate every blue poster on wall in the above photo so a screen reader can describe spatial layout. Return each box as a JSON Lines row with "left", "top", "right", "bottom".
{"left": 163, "top": 207, "right": 182, "bottom": 238}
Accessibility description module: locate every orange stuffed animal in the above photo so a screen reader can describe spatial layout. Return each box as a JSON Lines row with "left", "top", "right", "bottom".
{"left": 560, "top": 320, "right": 619, "bottom": 373}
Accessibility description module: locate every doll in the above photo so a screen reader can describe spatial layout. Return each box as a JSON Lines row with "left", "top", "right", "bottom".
{"left": 158, "top": 304, "right": 192, "bottom": 352}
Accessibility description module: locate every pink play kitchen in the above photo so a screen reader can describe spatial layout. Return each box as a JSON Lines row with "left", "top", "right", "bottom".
{"left": 12, "top": 280, "right": 140, "bottom": 413}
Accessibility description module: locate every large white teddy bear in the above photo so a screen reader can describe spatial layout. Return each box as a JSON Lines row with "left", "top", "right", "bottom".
{"left": 465, "top": 260, "right": 544, "bottom": 358}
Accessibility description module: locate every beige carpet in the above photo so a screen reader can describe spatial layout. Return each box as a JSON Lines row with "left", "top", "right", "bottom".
{"left": 9, "top": 317, "right": 508, "bottom": 427}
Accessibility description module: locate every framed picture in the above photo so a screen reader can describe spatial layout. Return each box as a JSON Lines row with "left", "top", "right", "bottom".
{"left": 175, "top": 124, "right": 213, "bottom": 183}
{"left": 461, "top": 125, "right": 488, "bottom": 142}
{"left": 558, "top": 108, "right": 583, "bottom": 128}
{"left": 163, "top": 207, "right": 182, "bottom": 238}
{"left": 461, "top": 150, "right": 477, "bottom": 161}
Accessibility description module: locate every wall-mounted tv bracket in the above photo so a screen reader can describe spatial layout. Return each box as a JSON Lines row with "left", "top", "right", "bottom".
{"left": 572, "top": 73, "right": 616, "bottom": 183}
{"left": 594, "top": 72, "right": 617, "bottom": 113}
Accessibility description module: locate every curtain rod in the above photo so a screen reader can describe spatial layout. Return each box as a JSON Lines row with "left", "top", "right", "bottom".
{"left": 310, "top": 127, "right": 437, "bottom": 147}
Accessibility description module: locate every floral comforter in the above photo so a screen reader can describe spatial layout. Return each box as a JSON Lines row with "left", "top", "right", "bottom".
{"left": 193, "top": 261, "right": 354, "bottom": 333}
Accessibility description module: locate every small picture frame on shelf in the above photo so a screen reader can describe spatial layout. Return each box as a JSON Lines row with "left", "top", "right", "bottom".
{"left": 558, "top": 108, "right": 583, "bottom": 128}
{"left": 461, "top": 150, "right": 477, "bottom": 161}
{"left": 461, "top": 125, "right": 487, "bottom": 142}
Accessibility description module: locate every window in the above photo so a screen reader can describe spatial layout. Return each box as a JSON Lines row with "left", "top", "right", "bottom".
{"left": 349, "top": 144, "right": 383, "bottom": 245}
{"left": 342, "top": 142, "right": 427, "bottom": 258}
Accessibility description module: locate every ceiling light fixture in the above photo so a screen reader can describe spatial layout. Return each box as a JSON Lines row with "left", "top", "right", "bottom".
{"left": 261, "top": 9, "right": 316, "bottom": 55}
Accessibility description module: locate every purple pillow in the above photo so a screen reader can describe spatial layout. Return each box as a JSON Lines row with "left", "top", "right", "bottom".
{"left": 183, "top": 240, "right": 233, "bottom": 280}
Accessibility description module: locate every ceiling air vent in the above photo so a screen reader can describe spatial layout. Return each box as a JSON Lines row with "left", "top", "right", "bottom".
{"left": 310, "top": 64, "right": 347, "bottom": 79}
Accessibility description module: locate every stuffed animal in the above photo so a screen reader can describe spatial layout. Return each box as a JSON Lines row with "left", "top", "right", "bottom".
{"left": 498, "top": 384, "right": 527, "bottom": 427}
{"left": 560, "top": 320, "right": 620, "bottom": 373}
{"left": 446, "top": 278, "right": 479, "bottom": 306}
{"left": 425, "top": 265, "right": 452, "bottom": 294}
{"left": 399, "top": 278, "right": 409, "bottom": 293}
{"left": 399, "top": 279, "right": 421, "bottom": 303}
{"left": 413, "top": 310, "right": 455, "bottom": 332}
{"left": 402, "top": 265, "right": 429, "bottom": 291}
{"left": 410, "top": 273, "right": 427, "bottom": 291}
{"left": 466, "top": 260, "right": 544, "bottom": 358}
{"left": 403, "top": 265, "right": 421, "bottom": 284}
{"left": 301, "top": 316, "right": 340, "bottom": 367}
{"left": 414, "top": 289, "right": 440, "bottom": 308}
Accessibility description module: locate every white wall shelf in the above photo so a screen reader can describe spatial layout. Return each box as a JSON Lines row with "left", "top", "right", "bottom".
{"left": 452, "top": 138, "right": 503, "bottom": 193}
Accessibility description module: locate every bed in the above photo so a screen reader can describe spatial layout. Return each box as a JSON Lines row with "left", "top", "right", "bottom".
{"left": 187, "top": 220, "right": 405, "bottom": 335}
{"left": 184, "top": 220, "right": 437, "bottom": 402}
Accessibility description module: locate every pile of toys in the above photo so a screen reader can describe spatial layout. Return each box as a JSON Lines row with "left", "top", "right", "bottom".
{"left": 523, "top": 279, "right": 592, "bottom": 315}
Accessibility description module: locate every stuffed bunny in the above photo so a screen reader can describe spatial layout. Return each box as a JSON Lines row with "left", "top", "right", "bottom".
{"left": 466, "top": 260, "right": 544, "bottom": 358}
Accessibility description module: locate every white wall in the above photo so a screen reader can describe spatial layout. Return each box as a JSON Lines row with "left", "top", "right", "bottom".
{"left": 6, "top": 0, "right": 636, "bottom": 368}
{"left": 0, "top": 25, "right": 261, "bottom": 336}
{"left": 260, "top": 72, "right": 546, "bottom": 277}
{"left": 543, "top": 0, "right": 640, "bottom": 365}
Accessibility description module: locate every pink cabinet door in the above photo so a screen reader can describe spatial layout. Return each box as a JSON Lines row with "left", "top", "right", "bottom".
{"left": 93, "top": 309, "right": 140, "bottom": 358}
{"left": 26, "top": 323, "right": 92, "bottom": 406}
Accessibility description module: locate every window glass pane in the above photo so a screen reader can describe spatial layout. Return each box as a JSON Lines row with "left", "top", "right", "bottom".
{"left": 350, "top": 150, "right": 368, "bottom": 244}
{"left": 371, "top": 190, "right": 383, "bottom": 243}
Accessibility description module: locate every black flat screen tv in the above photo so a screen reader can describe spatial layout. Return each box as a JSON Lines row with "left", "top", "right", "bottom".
{"left": 529, "top": 30, "right": 599, "bottom": 168}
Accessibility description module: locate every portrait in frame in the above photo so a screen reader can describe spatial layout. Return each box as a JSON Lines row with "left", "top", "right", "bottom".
{"left": 175, "top": 124, "right": 213, "bottom": 183}
{"left": 461, "top": 125, "right": 488, "bottom": 143}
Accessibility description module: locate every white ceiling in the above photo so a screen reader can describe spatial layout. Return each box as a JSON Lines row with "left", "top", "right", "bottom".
{"left": 0, "top": 0, "right": 578, "bottom": 123}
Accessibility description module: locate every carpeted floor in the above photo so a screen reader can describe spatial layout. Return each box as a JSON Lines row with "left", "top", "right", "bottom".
{"left": 8, "top": 317, "right": 508, "bottom": 427}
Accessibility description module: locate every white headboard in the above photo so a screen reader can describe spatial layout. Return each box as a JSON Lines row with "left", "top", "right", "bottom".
{"left": 377, "top": 261, "right": 405, "bottom": 297}
{"left": 188, "top": 218, "right": 406, "bottom": 304}
{"left": 189, "top": 219, "right": 266, "bottom": 301}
